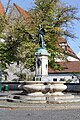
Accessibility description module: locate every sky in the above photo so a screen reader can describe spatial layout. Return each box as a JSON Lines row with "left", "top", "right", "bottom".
{"left": 61, "top": 0, "right": 80, "bottom": 57}
{"left": 1, "top": 0, "right": 80, "bottom": 57}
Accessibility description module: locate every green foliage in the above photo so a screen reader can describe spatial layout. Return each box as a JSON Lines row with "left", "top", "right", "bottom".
{"left": 3, "top": 20, "right": 38, "bottom": 71}
{"left": 0, "top": 0, "right": 80, "bottom": 73}
{"left": 0, "top": 13, "right": 37, "bottom": 71}
{"left": 30, "top": 0, "right": 80, "bottom": 69}
{"left": 66, "top": 79, "right": 73, "bottom": 83}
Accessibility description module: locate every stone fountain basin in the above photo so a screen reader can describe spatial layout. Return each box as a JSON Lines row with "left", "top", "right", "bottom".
{"left": 21, "top": 81, "right": 67, "bottom": 96}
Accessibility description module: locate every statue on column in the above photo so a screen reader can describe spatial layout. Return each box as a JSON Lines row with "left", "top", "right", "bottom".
{"left": 38, "top": 25, "right": 46, "bottom": 49}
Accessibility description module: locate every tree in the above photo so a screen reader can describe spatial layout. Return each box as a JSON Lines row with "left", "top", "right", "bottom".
{"left": 0, "top": 0, "right": 12, "bottom": 72}
{"left": 1, "top": 20, "right": 38, "bottom": 71}
{"left": 0, "top": 1, "right": 38, "bottom": 72}
{"left": 0, "top": 0, "right": 80, "bottom": 75}
{"left": 29, "top": 0, "right": 80, "bottom": 68}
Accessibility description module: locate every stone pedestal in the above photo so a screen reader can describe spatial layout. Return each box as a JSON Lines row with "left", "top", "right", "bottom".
{"left": 35, "top": 56, "right": 48, "bottom": 76}
{"left": 35, "top": 48, "right": 50, "bottom": 80}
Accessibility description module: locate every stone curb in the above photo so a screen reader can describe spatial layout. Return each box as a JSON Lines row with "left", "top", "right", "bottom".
{"left": 0, "top": 104, "right": 80, "bottom": 110}
{"left": 0, "top": 101, "right": 80, "bottom": 110}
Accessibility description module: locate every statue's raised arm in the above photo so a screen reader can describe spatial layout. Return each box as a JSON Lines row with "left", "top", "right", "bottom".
{"left": 38, "top": 25, "right": 46, "bottom": 49}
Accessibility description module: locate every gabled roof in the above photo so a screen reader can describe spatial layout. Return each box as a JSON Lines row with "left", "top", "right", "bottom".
{"left": 13, "top": 3, "right": 30, "bottom": 21}
{"left": 67, "top": 45, "right": 79, "bottom": 59}
{"left": 0, "top": 1, "right": 5, "bottom": 15}
{"left": 48, "top": 61, "right": 80, "bottom": 74}
{"left": 58, "top": 37, "right": 79, "bottom": 60}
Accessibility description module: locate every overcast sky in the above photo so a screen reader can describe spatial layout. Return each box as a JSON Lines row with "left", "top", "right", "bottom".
{"left": 1, "top": 0, "right": 80, "bottom": 56}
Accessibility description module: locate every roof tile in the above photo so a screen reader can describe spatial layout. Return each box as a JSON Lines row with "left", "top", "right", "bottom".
{"left": 14, "top": 3, "right": 30, "bottom": 21}
{"left": 0, "top": 1, "right": 5, "bottom": 15}
{"left": 48, "top": 61, "right": 80, "bottom": 73}
{"left": 58, "top": 37, "right": 79, "bottom": 59}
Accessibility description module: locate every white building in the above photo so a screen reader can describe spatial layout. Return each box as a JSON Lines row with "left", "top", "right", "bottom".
{"left": 48, "top": 38, "right": 80, "bottom": 83}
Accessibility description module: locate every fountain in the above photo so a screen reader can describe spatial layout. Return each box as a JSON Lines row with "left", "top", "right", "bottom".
{"left": 16, "top": 25, "right": 68, "bottom": 104}
{"left": 7, "top": 26, "right": 80, "bottom": 104}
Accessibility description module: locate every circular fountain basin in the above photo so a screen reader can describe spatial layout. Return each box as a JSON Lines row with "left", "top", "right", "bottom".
{"left": 21, "top": 81, "right": 67, "bottom": 96}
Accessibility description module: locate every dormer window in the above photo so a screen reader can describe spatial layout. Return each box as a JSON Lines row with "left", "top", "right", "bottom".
{"left": 59, "top": 43, "right": 67, "bottom": 51}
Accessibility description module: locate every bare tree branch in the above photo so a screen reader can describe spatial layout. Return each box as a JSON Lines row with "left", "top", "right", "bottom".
{"left": 5, "top": 0, "right": 11, "bottom": 13}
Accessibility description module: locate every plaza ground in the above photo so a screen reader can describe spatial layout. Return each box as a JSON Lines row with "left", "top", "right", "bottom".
{"left": 0, "top": 90, "right": 80, "bottom": 110}
{"left": 0, "top": 102, "right": 80, "bottom": 120}
{"left": 0, "top": 91, "right": 80, "bottom": 120}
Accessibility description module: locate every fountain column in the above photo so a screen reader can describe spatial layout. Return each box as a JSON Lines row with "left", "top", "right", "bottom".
{"left": 35, "top": 48, "right": 50, "bottom": 80}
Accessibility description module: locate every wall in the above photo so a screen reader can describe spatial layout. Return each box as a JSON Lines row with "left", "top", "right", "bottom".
{"left": 0, "top": 82, "right": 22, "bottom": 90}
{"left": 1, "top": 81, "right": 80, "bottom": 93}
{"left": 65, "top": 83, "right": 80, "bottom": 93}
{"left": 48, "top": 73, "right": 80, "bottom": 83}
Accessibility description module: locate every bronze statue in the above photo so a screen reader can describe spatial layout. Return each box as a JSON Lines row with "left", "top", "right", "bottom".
{"left": 38, "top": 25, "right": 46, "bottom": 49}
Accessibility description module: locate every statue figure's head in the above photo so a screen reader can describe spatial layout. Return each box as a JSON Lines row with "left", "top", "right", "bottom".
{"left": 38, "top": 24, "right": 42, "bottom": 30}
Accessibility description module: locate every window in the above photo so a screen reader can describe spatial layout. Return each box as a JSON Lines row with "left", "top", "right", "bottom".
{"left": 53, "top": 78, "right": 57, "bottom": 81}
{"left": 60, "top": 78, "right": 65, "bottom": 81}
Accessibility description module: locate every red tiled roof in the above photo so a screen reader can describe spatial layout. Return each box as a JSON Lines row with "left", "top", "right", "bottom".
{"left": 58, "top": 37, "right": 67, "bottom": 43}
{"left": 0, "top": 1, "right": 5, "bottom": 15}
{"left": 66, "top": 45, "right": 79, "bottom": 59}
{"left": 13, "top": 3, "right": 30, "bottom": 21}
{"left": 48, "top": 61, "right": 80, "bottom": 73}
{"left": 58, "top": 37, "right": 79, "bottom": 60}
